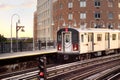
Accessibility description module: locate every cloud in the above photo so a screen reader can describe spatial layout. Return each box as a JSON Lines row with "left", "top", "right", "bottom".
{"left": 0, "top": 3, "right": 15, "bottom": 10}
{"left": 0, "top": 0, "right": 36, "bottom": 10}
{"left": 20, "top": 0, "right": 36, "bottom": 8}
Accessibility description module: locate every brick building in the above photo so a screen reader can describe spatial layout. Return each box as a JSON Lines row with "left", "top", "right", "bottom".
{"left": 53, "top": 0, "right": 120, "bottom": 41}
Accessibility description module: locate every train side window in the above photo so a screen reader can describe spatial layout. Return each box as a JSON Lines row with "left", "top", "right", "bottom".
{"left": 119, "top": 33, "right": 120, "bottom": 40}
{"left": 97, "top": 34, "right": 102, "bottom": 41}
{"left": 88, "top": 33, "right": 93, "bottom": 42}
{"left": 112, "top": 34, "right": 116, "bottom": 40}
{"left": 81, "top": 34, "right": 84, "bottom": 42}
{"left": 58, "top": 35, "right": 62, "bottom": 41}
{"left": 105, "top": 33, "right": 108, "bottom": 40}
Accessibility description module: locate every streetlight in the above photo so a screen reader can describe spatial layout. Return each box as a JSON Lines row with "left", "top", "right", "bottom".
{"left": 10, "top": 14, "right": 20, "bottom": 53}
{"left": 16, "top": 23, "right": 25, "bottom": 52}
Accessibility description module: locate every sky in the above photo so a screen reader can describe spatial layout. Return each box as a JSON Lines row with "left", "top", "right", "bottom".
{"left": 0, "top": 0, "right": 37, "bottom": 38}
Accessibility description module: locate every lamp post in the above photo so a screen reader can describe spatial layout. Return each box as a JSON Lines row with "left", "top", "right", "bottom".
{"left": 16, "top": 24, "right": 25, "bottom": 52}
{"left": 11, "top": 14, "right": 20, "bottom": 53}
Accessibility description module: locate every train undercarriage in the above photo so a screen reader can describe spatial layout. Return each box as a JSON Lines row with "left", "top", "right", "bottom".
{"left": 57, "top": 48, "right": 120, "bottom": 63}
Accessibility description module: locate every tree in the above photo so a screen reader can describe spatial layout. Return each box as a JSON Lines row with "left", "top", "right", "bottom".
{"left": 0, "top": 34, "right": 7, "bottom": 43}
{"left": 0, "top": 34, "right": 7, "bottom": 53}
{"left": 24, "top": 38, "right": 33, "bottom": 43}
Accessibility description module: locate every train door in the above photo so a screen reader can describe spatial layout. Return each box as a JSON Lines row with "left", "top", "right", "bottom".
{"left": 88, "top": 33, "right": 94, "bottom": 52}
{"left": 62, "top": 32, "right": 72, "bottom": 52}
{"left": 118, "top": 33, "right": 120, "bottom": 48}
{"left": 105, "top": 33, "right": 110, "bottom": 49}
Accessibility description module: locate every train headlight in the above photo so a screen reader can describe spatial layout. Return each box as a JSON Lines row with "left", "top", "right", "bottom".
{"left": 73, "top": 44, "right": 78, "bottom": 51}
{"left": 57, "top": 44, "right": 61, "bottom": 51}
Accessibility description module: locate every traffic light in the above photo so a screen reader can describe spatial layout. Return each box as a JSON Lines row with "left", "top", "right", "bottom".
{"left": 38, "top": 56, "right": 46, "bottom": 80}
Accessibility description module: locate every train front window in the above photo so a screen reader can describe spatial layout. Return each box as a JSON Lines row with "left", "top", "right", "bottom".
{"left": 65, "top": 35, "right": 70, "bottom": 43}
{"left": 58, "top": 35, "right": 62, "bottom": 42}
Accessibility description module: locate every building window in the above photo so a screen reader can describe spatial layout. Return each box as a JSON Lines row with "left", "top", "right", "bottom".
{"left": 108, "top": 0, "right": 113, "bottom": 7}
{"left": 112, "top": 34, "right": 116, "bottom": 40}
{"left": 80, "top": 0, "right": 86, "bottom": 7}
{"left": 60, "top": 3, "right": 63, "bottom": 9}
{"left": 94, "top": 12, "right": 101, "bottom": 19}
{"left": 97, "top": 34, "right": 102, "bottom": 41}
{"left": 68, "top": 13, "right": 73, "bottom": 20}
{"left": 94, "top": 0, "right": 100, "bottom": 7}
{"left": 118, "top": 14, "right": 120, "bottom": 20}
{"left": 59, "top": 14, "right": 63, "bottom": 20}
{"left": 118, "top": 1, "right": 120, "bottom": 8}
{"left": 108, "top": 12, "right": 113, "bottom": 19}
{"left": 80, "top": 13, "right": 86, "bottom": 19}
{"left": 68, "top": 2, "right": 73, "bottom": 8}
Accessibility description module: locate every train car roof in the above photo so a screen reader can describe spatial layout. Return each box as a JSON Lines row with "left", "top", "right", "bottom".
{"left": 0, "top": 49, "right": 57, "bottom": 60}
{"left": 75, "top": 28, "right": 120, "bottom": 32}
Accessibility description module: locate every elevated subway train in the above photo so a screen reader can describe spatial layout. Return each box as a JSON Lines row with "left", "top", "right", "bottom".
{"left": 57, "top": 28, "right": 120, "bottom": 60}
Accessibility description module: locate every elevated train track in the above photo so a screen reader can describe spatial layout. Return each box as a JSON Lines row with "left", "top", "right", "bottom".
{"left": 1, "top": 53, "right": 120, "bottom": 80}
{"left": 107, "top": 72, "right": 120, "bottom": 80}
{"left": 47, "top": 53, "right": 120, "bottom": 80}
{"left": 0, "top": 49, "right": 57, "bottom": 80}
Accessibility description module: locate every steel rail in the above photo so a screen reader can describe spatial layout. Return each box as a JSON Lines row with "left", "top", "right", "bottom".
{"left": 0, "top": 68, "right": 38, "bottom": 80}
{"left": 107, "top": 72, "right": 120, "bottom": 80}
{"left": 68, "top": 60, "right": 120, "bottom": 80}
{"left": 84, "top": 65, "right": 120, "bottom": 80}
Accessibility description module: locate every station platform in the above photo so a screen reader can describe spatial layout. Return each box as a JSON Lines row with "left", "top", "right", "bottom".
{"left": 0, "top": 49, "right": 57, "bottom": 60}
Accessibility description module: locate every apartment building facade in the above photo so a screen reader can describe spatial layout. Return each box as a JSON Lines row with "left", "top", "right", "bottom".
{"left": 37, "top": 0, "right": 54, "bottom": 42}
{"left": 53, "top": 0, "right": 120, "bottom": 41}
{"left": 36, "top": 0, "right": 120, "bottom": 42}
